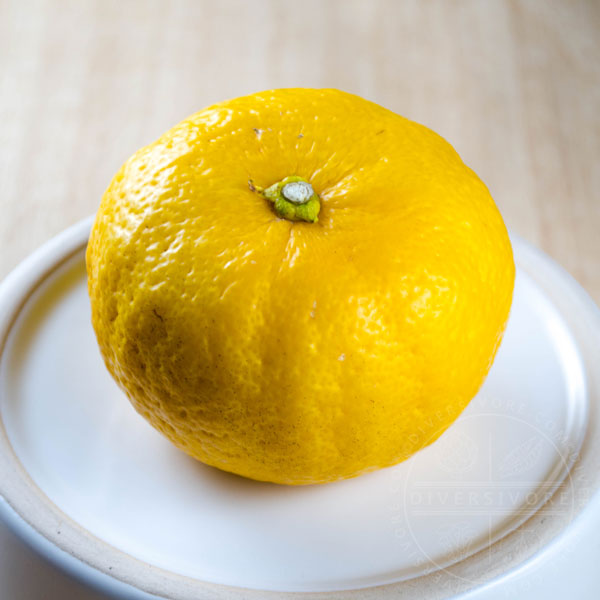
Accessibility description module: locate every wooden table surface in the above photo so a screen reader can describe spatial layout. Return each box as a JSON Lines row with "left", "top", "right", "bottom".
{"left": 1, "top": 0, "right": 599, "bottom": 305}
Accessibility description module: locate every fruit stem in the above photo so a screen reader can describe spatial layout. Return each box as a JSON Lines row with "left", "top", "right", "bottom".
{"left": 255, "top": 176, "right": 320, "bottom": 223}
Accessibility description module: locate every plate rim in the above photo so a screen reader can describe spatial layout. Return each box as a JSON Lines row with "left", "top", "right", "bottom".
{"left": 1, "top": 216, "right": 599, "bottom": 600}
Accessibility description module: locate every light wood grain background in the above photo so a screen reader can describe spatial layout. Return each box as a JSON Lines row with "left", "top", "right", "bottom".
{"left": 1, "top": 0, "right": 598, "bottom": 301}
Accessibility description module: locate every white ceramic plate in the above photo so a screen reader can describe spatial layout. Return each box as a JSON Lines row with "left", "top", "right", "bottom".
{"left": 1, "top": 218, "right": 599, "bottom": 600}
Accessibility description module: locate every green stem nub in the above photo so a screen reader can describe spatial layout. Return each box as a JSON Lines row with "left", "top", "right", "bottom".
{"left": 262, "top": 176, "right": 320, "bottom": 223}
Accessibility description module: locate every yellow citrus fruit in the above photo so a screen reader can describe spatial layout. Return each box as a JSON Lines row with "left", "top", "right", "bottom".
{"left": 86, "top": 89, "right": 515, "bottom": 485}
